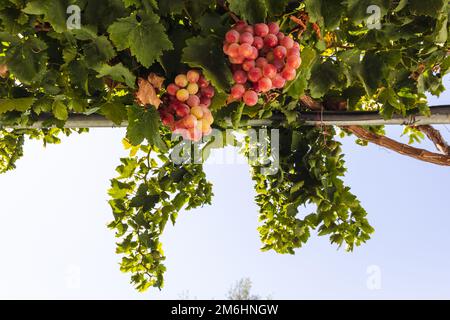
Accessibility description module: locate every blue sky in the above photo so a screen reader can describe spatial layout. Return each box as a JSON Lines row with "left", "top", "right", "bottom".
{"left": 0, "top": 80, "right": 449, "bottom": 299}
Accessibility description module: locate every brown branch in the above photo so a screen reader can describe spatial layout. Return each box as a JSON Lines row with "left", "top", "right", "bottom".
{"left": 300, "top": 95, "right": 323, "bottom": 111}
{"left": 416, "top": 125, "right": 450, "bottom": 155}
{"left": 345, "top": 125, "right": 450, "bottom": 166}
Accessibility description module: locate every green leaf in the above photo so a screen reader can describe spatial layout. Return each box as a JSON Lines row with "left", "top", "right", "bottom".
{"left": 0, "top": 98, "right": 36, "bottom": 114}
{"left": 228, "top": 0, "right": 267, "bottom": 24}
{"left": 83, "top": 36, "right": 116, "bottom": 68}
{"left": 52, "top": 99, "right": 68, "bottom": 121}
{"left": 409, "top": 0, "right": 447, "bottom": 18}
{"left": 345, "top": 0, "right": 390, "bottom": 24}
{"left": 101, "top": 101, "right": 128, "bottom": 125}
{"left": 265, "top": 0, "right": 291, "bottom": 16}
{"left": 158, "top": 0, "right": 185, "bottom": 16}
{"left": 308, "top": 61, "right": 342, "bottom": 99}
{"left": 108, "top": 12, "right": 173, "bottom": 67}
{"left": 182, "top": 36, "right": 233, "bottom": 92}
{"left": 23, "top": 0, "right": 69, "bottom": 33}
{"left": 231, "top": 102, "right": 245, "bottom": 129}
{"left": 5, "top": 38, "right": 48, "bottom": 84}
{"left": 95, "top": 63, "right": 136, "bottom": 88}
{"left": 126, "top": 105, "right": 167, "bottom": 151}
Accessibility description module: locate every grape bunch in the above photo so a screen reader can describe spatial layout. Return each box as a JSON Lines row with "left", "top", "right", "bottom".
{"left": 223, "top": 21, "right": 302, "bottom": 106}
{"left": 159, "top": 70, "right": 215, "bottom": 141}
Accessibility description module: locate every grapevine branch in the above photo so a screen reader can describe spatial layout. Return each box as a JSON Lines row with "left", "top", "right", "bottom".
{"left": 344, "top": 125, "right": 450, "bottom": 166}
{"left": 415, "top": 125, "right": 450, "bottom": 155}
{"left": 299, "top": 95, "right": 450, "bottom": 166}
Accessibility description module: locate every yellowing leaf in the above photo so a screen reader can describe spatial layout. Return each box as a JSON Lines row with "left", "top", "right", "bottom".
{"left": 135, "top": 78, "right": 162, "bottom": 108}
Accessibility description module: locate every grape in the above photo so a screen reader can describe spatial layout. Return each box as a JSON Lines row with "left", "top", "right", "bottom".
{"left": 272, "top": 75, "right": 286, "bottom": 88}
{"left": 286, "top": 55, "right": 302, "bottom": 69}
{"left": 268, "top": 22, "right": 280, "bottom": 35}
{"left": 200, "top": 97, "right": 211, "bottom": 108}
{"left": 202, "top": 108, "right": 214, "bottom": 125}
{"left": 273, "top": 46, "right": 287, "bottom": 59}
{"left": 248, "top": 67, "right": 263, "bottom": 82}
{"left": 243, "top": 25, "right": 254, "bottom": 35}
{"left": 198, "top": 76, "right": 209, "bottom": 88}
{"left": 187, "top": 95, "right": 200, "bottom": 107}
{"left": 264, "top": 34, "right": 278, "bottom": 47}
{"left": 187, "top": 83, "right": 199, "bottom": 95}
{"left": 240, "top": 32, "right": 254, "bottom": 45}
{"left": 248, "top": 47, "right": 258, "bottom": 60}
{"left": 243, "top": 90, "right": 258, "bottom": 106}
{"left": 230, "top": 84, "right": 246, "bottom": 99}
{"left": 223, "top": 22, "right": 302, "bottom": 109}
{"left": 175, "top": 103, "right": 190, "bottom": 117}
{"left": 252, "top": 81, "right": 261, "bottom": 93}
{"left": 253, "top": 36, "right": 264, "bottom": 50}
{"left": 230, "top": 55, "right": 245, "bottom": 65}
{"left": 258, "top": 77, "right": 272, "bottom": 92}
{"left": 160, "top": 70, "right": 216, "bottom": 141}
{"left": 200, "top": 120, "right": 212, "bottom": 134}
{"left": 255, "top": 57, "right": 268, "bottom": 68}
{"left": 233, "top": 70, "right": 248, "bottom": 84}
{"left": 188, "top": 127, "right": 202, "bottom": 142}
{"left": 276, "top": 32, "right": 285, "bottom": 42}
{"left": 223, "top": 43, "right": 230, "bottom": 55}
{"left": 183, "top": 114, "right": 198, "bottom": 128}
{"left": 161, "top": 113, "right": 174, "bottom": 126}
{"left": 254, "top": 23, "right": 269, "bottom": 37}
{"left": 263, "top": 64, "right": 277, "bottom": 79}
{"left": 234, "top": 21, "right": 247, "bottom": 33}
{"left": 187, "top": 70, "right": 200, "bottom": 83}
{"left": 280, "top": 36, "right": 294, "bottom": 49}
{"left": 228, "top": 43, "right": 240, "bottom": 58}
{"left": 239, "top": 43, "right": 254, "bottom": 58}
{"left": 225, "top": 30, "right": 240, "bottom": 43}
{"left": 287, "top": 47, "right": 300, "bottom": 57}
{"left": 201, "top": 86, "right": 215, "bottom": 99}
{"left": 281, "top": 67, "right": 296, "bottom": 81}
{"left": 176, "top": 89, "right": 189, "bottom": 102}
{"left": 191, "top": 106, "right": 204, "bottom": 119}
{"left": 242, "top": 59, "right": 255, "bottom": 72}
{"left": 175, "top": 74, "right": 188, "bottom": 87}
{"left": 273, "top": 58, "right": 285, "bottom": 71}
{"left": 167, "top": 84, "right": 179, "bottom": 96}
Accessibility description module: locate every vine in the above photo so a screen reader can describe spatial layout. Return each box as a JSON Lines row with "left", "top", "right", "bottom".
{"left": 0, "top": 0, "right": 449, "bottom": 291}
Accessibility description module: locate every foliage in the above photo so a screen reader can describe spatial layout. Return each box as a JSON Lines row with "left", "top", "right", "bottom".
{"left": 0, "top": 0, "right": 448, "bottom": 291}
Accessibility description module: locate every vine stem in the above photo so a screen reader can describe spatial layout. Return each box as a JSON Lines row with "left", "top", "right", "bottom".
{"left": 217, "top": 0, "right": 239, "bottom": 22}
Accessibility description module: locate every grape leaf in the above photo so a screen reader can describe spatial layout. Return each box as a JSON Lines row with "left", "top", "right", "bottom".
{"left": 108, "top": 12, "right": 173, "bottom": 67}
{"left": 126, "top": 105, "right": 167, "bottom": 151}
{"left": 5, "top": 38, "right": 48, "bottom": 85}
{"left": 95, "top": 63, "right": 136, "bottom": 88}
{"left": 101, "top": 101, "right": 128, "bottom": 125}
{"left": 23, "top": 0, "right": 69, "bottom": 33}
{"left": 228, "top": 0, "right": 267, "bottom": 24}
{"left": 52, "top": 99, "right": 68, "bottom": 121}
{"left": 0, "top": 98, "right": 36, "bottom": 114}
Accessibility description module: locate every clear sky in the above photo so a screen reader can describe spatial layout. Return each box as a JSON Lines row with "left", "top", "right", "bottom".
{"left": 0, "top": 79, "right": 449, "bottom": 300}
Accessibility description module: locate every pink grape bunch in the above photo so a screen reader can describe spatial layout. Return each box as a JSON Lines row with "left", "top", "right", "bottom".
{"left": 159, "top": 70, "right": 215, "bottom": 142}
{"left": 223, "top": 21, "right": 302, "bottom": 106}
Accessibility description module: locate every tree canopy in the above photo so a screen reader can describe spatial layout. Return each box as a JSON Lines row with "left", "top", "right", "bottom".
{"left": 0, "top": 0, "right": 449, "bottom": 292}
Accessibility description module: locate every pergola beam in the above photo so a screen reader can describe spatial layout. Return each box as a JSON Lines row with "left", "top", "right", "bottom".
{"left": 2, "top": 106, "right": 450, "bottom": 129}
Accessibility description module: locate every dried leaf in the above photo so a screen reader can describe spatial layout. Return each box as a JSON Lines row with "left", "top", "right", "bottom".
{"left": 148, "top": 73, "right": 165, "bottom": 90}
{"left": 0, "top": 64, "right": 8, "bottom": 78}
{"left": 135, "top": 77, "right": 162, "bottom": 108}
